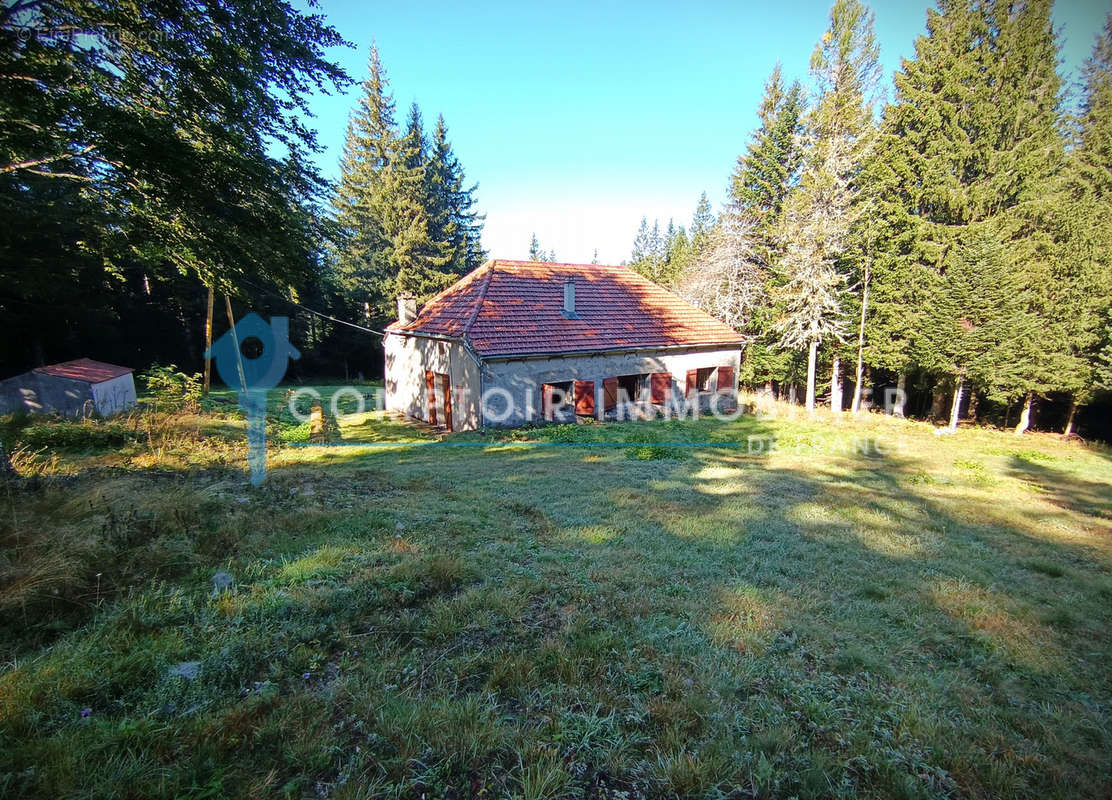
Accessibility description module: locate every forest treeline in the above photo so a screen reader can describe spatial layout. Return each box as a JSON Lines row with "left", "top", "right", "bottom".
{"left": 2, "top": 0, "right": 1110, "bottom": 435}
{"left": 0, "top": 1, "right": 482, "bottom": 379}
{"left": 630, "top": 0, "right": 1112, "bottom": 436}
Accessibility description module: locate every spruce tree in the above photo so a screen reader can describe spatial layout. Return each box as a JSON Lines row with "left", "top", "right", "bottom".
{"left": 403, "top": 102, "right": 426, "bottom": 170}
{"left": 866, "top": 0, "right": 990, "bottom": 397}
{"left": 426, "top": 114, "right": 485, "bottom": 275}
{"left": 334, "top": 45, "right": 451, "bottom": 317}
{"left": 922, "top": 232, "right": 1039, "bottom": 429}
{"left": 730, "top": 65, "right": 805, "bottom": 236}
{"left": 690, "top": 192, "right": 715, "bottom": 253}
{"left": 1051, "top": 15, "right": 1112, "bottom": 431}
{"left": 726, "top": 64, "right": 806, "bottom": 391}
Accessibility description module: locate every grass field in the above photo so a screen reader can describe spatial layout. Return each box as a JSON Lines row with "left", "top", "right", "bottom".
{"left": 1, "top": 391, "right": 1110, "bottom": 799}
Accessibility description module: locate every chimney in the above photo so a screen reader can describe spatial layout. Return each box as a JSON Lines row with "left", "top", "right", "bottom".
{"left": 397, "top": 292, "right": 417, "bottom": 325}
{"left": 562, "top": 278, "right": 576, "bottom": 318}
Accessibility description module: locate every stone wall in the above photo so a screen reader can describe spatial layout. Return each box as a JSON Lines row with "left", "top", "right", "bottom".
{"left": 479, "top": 345, "right": 741, "bottom": 427}
{"left": 383, "top": 333, "right": 482, "bottom": 431}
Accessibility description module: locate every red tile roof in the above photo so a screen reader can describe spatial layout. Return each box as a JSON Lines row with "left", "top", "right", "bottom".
{"left": 388, "top": 260, "right": 745, "bottom": 358}
{"left": 34, "top": 358, "right": 133, "bottom": 384}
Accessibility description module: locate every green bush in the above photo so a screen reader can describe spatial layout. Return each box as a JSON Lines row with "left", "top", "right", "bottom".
{"left": 139, "top": 364, "right": 202, "bottom": 412}
{"left": 277, "top": 421, "right": 311, "bottom": 443}
{"left": 17, "top": 420, "right": 135, "bottom": 450}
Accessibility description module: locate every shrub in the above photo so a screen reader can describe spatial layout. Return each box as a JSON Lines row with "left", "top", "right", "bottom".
{"left": 17, "top": 420, "right": 134, "bottom": 450}
{"left": 139, "top": 365, "right": 202, "bottom": 412}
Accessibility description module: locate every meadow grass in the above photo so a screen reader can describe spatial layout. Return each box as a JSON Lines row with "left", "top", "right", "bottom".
{"left": 1, "top": 395, "right": 1110, "bottom": 798}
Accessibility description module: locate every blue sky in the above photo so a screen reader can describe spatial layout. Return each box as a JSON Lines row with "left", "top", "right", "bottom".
{"left": 303, "top": 0, "right": 1111, "bottom": 265}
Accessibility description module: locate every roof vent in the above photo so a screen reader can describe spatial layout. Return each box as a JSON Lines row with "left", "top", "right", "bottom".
{"left": 562, "top": 278, "right": 578, "bottom": 319}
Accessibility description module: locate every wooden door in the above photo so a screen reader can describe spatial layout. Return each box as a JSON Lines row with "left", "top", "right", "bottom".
{"left": 440, "top": 373, "right": 453, "bottom": 432}
{"left": 573, "top": 380, "right": 595, "bottom": 417}
{"left": 425, "top": 369, "right": 437, "bottom": 425}
{"left": 602, "top": 377, "right": 618, "bottom": 412}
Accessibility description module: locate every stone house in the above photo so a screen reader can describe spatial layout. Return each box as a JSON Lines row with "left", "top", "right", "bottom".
{"left": 383, "top": 260, "right": 745, "bottom": 431}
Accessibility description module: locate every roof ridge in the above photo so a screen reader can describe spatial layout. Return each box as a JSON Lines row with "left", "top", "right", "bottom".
{"left": 493, "top": 259, "right": 630, "bottom": 270}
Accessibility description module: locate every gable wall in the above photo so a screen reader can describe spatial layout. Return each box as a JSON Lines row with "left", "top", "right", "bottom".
{"left": 383, "top": 333, "right": 482, "bottom": 431}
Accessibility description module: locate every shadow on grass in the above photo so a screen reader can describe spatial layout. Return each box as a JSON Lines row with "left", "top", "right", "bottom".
{"left": 2, "top": 413, "right": 1111, "bottom": 798}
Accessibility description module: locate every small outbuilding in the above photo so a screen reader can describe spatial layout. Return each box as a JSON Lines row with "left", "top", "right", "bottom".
{"left": 384, "top": 260, "right": 745, "bottom": 431}
{"left": 0, "top": 358, "right": 137, "bottom": 417}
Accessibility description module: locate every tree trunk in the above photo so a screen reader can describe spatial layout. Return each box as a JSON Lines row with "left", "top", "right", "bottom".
{"left": 966, "top": 390, "right": 979, "bottom": 422}
{"left": 831, "top": 356, "right": 843, "bottom": 414}
{"left": 203, "top": 285, "right": 214, "bottom": 396}
{"left": 805, "top": 341, "right": 818, "bottom": 414}
{"left": 948, "top": 377, "right": 964, "bottom": 431}
{"left": 1014, "top": 392, "right": 1034, "bottom": 435}
{"left": 788, "top": 383, "right": 797, "bottom": 405}
{"left": 223, "top": 296, "right": 248, "bottom": 393}
{"left": 894, "top": 373, "right": 906, "bottom": 418}
{"left": 930, "top": 385, "right": 946, "bottom": 421}
{"left": 1063, "top": 397, "right": 1077, "bottom": 437}
{"left": 851, "top": 263, "right": 869, "bottom": 414}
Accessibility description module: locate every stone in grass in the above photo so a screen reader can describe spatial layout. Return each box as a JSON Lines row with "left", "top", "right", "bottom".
{"left": 210, "top": 571, "right": 235, "bottom": 597}
{"left": 169, "top": 661, "right": 201, "bottom": 680}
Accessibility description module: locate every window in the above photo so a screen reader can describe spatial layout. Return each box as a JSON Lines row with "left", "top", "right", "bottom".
{"left": 686, "top": 367, "right": 715, "bottom": 396}
{"left": 614, "top": 373, "right": 646, "bottom": 405}
{"left": 541, "top": 381, "right": 573, "bottom": 421}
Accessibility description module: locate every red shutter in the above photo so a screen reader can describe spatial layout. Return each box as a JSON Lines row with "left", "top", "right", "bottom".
{"left": 574, "top": 380, "right": 595, "bottom": 416}
{"left": 603, "top": 377, "right": 618, "bottom": 411}
{"left": 651, "top": 372, "right": 671, "bottom": 403}
{"left": 542, "top": 384, "right": 555, "bottom": 421}
{"left": 717, "top": 366, "right": 736, "bottom": 392}
{"left": 685, "top": 369, "right": 698, "bottom": 397}
{"left": 425, "top": 370, "right": 437, "bottom": 425}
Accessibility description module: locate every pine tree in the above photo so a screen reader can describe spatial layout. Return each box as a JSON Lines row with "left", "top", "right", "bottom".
{"left": 664, "top": 222, "right": 691, "bottom": 283}
{"left": 690, "top": 192, "right": 715, "bottom": 253}
{"left": 630, "top": 216, "right": 671, "bottom": 283}
{"left": 870, "top": 0, "right": 1072, "bottom": 430}
{"left": 426, "top": 114, "right": 485, "bottom": 275}
{"left": 334, "top": 45, "right": 452, "bottom": 317}
{"left": 730, "top": 65, "right": 805, "bottom": 238}
{"left": 1051, "top": 15, "right": 1112, "bottom": 432}
{"left": 987, "top": 0, "right": 1070, "bottom": 432}
{"left": 866, "top": 0, "right": 990, "bottom": 398}
{"left": 922, "top": 232, "right": 1039, "bottom": 429}
{"left": 775, "top": 0, "right": 880, "bottom": 413}
{"left": 403, "top": 102, "right": 426, "bottom": 170}
{"left": 726, "top": 64, "right": 806, "bottom": 390}
{"left": 529, "top": 233, "right": 543, "bottom": 261}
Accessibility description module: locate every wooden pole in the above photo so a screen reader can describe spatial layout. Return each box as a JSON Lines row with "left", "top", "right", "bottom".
{"left": 223, "top": 295, "right": 248, "bottom": 394}
{"left": 203, "top": 285, "right": 214, "bottom": 396}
